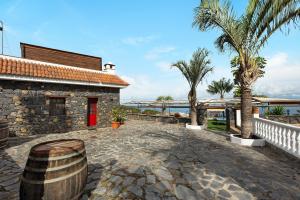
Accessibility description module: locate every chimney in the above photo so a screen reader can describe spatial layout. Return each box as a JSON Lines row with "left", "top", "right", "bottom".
{"left": 103, "top": 62, "right": 116, "bottom": 74}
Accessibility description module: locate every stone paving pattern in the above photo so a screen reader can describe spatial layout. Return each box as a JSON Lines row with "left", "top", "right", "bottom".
{"left": 0, "top": 120, "right": 299, "bottom": 200}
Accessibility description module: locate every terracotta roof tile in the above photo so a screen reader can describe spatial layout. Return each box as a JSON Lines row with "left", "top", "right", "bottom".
{"left": 0, "top": 56, "right": 129, "bottom": 87}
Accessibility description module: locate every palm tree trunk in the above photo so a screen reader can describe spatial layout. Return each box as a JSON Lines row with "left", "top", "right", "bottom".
{"left": 241, "top": 86, "right": 252, "bottom": 138}
{"left": 189, "top": 88, "right": 198, "bottom": 125}
{"left": 190, "top": 104, "right": 197, "bottom": 125}
{"left": 162, "top": 103, "right": 166, "bottom": 115}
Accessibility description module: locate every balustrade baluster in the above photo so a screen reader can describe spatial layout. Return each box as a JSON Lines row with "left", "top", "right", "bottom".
{"left": 291, "top": 130, "right": 296, "bottom": 153}
{"left": 252, "top": 118, "right": 300, "bottom": 158}
{"left": 287, "top": 130, "right": 291, "bottom": 152}
{"left": 297, "top": 131, "right": 300, "bottom": 156}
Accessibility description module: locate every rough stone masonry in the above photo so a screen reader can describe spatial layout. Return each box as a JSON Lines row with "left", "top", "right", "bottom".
{"left": 0, "top": 80, "right": 119, "bottom": 136}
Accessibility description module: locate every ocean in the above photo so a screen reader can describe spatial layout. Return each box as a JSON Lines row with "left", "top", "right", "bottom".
{"left": 127, "top": 105, "right": 300, "bottom": 115}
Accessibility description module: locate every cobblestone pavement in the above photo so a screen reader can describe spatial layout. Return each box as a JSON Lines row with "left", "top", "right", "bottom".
{"left": 1, "top": 120, "right": 300, "bottom": 200}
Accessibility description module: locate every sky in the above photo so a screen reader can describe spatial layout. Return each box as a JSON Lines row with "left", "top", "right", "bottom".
{"left": 1, "top": 0, "right": 300, "bottom": 102}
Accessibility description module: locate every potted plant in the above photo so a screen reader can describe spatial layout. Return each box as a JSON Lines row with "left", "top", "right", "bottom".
{"left": 111, "top": 106, "right": 126, "bottom": 129}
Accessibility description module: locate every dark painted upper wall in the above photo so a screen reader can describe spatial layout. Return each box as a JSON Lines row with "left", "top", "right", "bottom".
{"left": 20, "top": 43, "right": 102, "bottom": 71}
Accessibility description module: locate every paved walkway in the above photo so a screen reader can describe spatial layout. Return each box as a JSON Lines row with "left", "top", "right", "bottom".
{"left": 0, "top": 120, "right": 299, "bottom": 200}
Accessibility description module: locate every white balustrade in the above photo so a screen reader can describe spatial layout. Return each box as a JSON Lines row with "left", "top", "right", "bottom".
{"left": 253, "top": 117, "right": 300, "bottom": 158}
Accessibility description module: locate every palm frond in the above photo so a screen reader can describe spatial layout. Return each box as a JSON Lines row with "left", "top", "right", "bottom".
{"left": 207, "top": 77, "right": 234, "bottom": 98}
{"left": 193, "top": 0, "right": 242, "bottom": 53}
{"left": 172, "top": 48, "right": 213, "bottom": 90}
{"left": 251, "top": 0, "right": 300, "bottom": 51}
{"left": 171, "top": 60, "right": 192, "bottom": 87}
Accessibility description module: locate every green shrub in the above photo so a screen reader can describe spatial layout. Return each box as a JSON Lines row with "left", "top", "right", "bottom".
{"left": 142, "top": 109, "right": 160, "bottom": 115}
{"left": 269, "top": 106, "right": 285, "bottom": 115}
{"left": 112, "top": 106, "right": 127, "bottom": 123}
{"left": 119, "top": 105, "right": 141, "bottom": 114}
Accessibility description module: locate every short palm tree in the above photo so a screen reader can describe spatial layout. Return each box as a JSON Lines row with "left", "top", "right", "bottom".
{"left": 156, "top": 96, "right": 173, "bottom": 115}
{"left": 193, "top": 0, "right": 300, "bottom": 138}
{"left": 172, "top": 48, "right": 213, "bottom": 126}
{"left": 207, "top": 78, "right": 234, "bottom": 99}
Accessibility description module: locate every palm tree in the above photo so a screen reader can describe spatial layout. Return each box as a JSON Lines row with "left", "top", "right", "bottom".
{"left": 207, "top": 78, "right": 234, "bottom": 99}
{"left": 156, "top": 96, "right": 173, "bottom": 115}
{"left": 172, "top": 48, "right": 213, "bottom": 126}
{"left": 193, "top": 0, "right": 300, "bottom": 138}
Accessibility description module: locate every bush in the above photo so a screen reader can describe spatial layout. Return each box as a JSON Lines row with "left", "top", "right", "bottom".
{"left": 119, "top": 105, "right": 141, "bottom": 114}
{"left": 112, "top": 106, "right": 127, "bottom": 123}
{"left": 142, "top": 109, "right": 160, "bottom": 115}
{"left": 269, "top": 106, "right": 285, "bottom": 115}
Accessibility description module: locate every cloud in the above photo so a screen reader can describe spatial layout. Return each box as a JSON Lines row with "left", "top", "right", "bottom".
{"left": 254, "top": 52, "right": 300, "bottom": 98}
{"left": 122, "top": 35, "right": 158, "bottom": 46}
{"left": 119, "top": 63, "right": 235, "bottom": 102}
{"left": 145, "top": 46, "right": 176, "bottom": 60}
{"left": 155, "top": 61, "right": 172, "bottom": 72}
{"left": 121, "top": 52, "right": 300, "bottom": 101}
{"left": 120, "top": 74, "right": 189, "bottom": 102}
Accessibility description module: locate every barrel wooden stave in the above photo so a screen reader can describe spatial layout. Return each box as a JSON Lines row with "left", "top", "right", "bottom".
{"left": 0, "top": 120, "right": 9, "bottom": 149}
{"left": 20, "top": 139, "right": 88, "bottom": 200}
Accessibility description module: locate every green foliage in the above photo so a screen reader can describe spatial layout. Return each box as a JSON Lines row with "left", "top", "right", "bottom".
{"left": 172, "top": 48, "right": 213, "bottom": 90}
{"left": 156, "top": 96, "right": 173, "bottom": 101}
{"left": 233, "top": 85, "right": 241, "bottom": 97}
{"left": 207, "top": 77, "right": 234, "bottom": 98}
{"left": 119, "top": 105, "right": 141, "bottom": 114}
{"left": 112, "top": 106, "right": 127, "bottom": 123}
{"left": 269, "top": 106, "right": 285, "bottom": 116}
{"left": 233, "top": 85, "right": 268, "bottom": 98}
{"left": 142, "top": 109, "right": 160, "bottom": 115}
{"left": 207, "top": 120, "right": 226, "bottom": 131}
{"left": 252, "top": 94, "right": 268, "bottom": 98}
{"left": 231, "top": 56, "right": 266, "bottom": 86}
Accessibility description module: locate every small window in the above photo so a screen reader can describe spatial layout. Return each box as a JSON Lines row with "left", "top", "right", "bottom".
{"left": 49, "top": 98, "right": 66, "bottom": 116}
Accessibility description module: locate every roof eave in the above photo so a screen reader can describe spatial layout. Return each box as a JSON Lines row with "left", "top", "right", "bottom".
{"left": 0, "top": 74, "right": 128, "bottom": 89}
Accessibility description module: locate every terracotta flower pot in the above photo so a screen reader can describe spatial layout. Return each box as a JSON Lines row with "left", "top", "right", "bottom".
{"left": 111, "top": 121, "right": 121, "bottom": 129}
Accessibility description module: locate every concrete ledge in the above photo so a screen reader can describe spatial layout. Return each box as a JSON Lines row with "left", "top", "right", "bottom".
{"left": 230, "top": 134, "right": 265, "bottom": 146}
{"left": 186, "top": 124, "right": 203, "bottom": 130}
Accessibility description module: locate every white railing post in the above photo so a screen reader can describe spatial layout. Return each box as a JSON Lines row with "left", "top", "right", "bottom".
{"left": 252, "top": 117, "right": 300, "bottom": 159}
{"left": 297, "top": 132, "right": 300, "bottom": 156}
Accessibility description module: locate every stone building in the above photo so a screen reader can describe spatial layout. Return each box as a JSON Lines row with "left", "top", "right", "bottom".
{"left": 0, "top": 43, "right": 129, "bottom": 136}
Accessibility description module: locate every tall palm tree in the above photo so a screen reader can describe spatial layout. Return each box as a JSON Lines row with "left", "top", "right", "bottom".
{"left": 207, "top": 77, "right": 234, "bottom": 99}
{"left": 172, "top": 48, "right": 213, "bottom": 126}
{"left": 156, "top": 96, "right": 173, "bottom": 115}
{"left": 193, "top": 0, "right": 300, "bottom": 138}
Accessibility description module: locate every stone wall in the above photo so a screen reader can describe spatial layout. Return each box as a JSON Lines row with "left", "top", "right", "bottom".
{"left": 0, "top": 80, "right": 119, "bottom": 136}
{"left": 265, "top": 115, "right": 300, "bottom": 124}
{"left": 127, "top": 113, "right": 190, "bottom": 125}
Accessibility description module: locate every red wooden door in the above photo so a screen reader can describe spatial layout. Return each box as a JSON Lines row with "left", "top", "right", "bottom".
{"left": 88, "top": 98, "right": 98, "bottom": 126}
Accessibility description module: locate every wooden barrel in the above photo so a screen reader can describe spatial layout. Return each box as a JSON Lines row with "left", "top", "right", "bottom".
{"left": 20, "top": 139, "right": 88, "bottom": 200}
{"left": 0, "top": 120, "right": 9, "bottom": 149}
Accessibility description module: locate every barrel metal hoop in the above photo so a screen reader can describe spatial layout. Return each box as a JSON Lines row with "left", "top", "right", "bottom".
{"left": 28, "top": 149, "right": 85, "bottom": 161}
{"left": 21, "top": 163, "right": 87, "bottom": 184}
{"left": 24, "top": 156, "right": 86, "bottom": 172}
